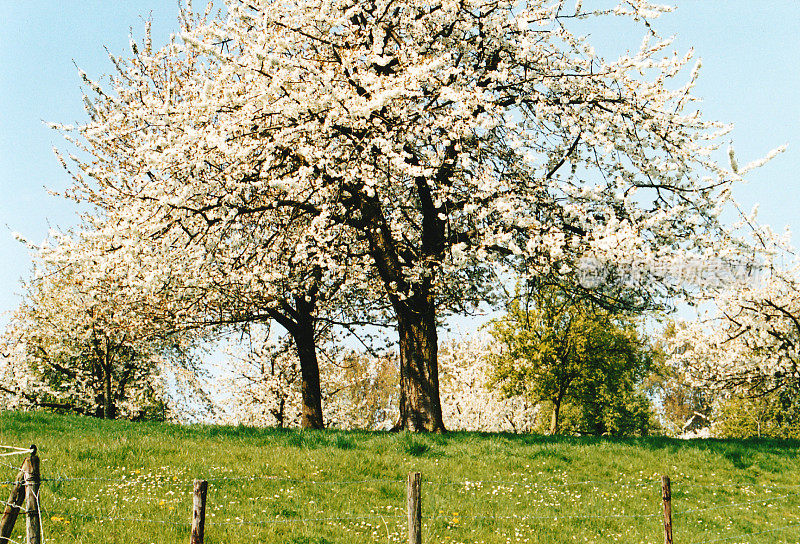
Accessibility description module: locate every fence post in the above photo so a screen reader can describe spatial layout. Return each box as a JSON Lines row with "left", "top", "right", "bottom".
{"left": 0, "top": 456, "right": 27, "bottom": 544}
{"left": 190, "top": 479, "right": 208, "bottom": 544}
{"left": 407, "top": 472, "right": 421, "bottom": 544}
{"left": 661, "top": 475, "right": 673, "bottom": 544}
{"left": 24, "top": 446, "right": 40, "bottom": 544}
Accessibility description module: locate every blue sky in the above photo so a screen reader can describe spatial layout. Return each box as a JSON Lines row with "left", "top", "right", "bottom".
{"left": 1, "top": 1, "right": 798, "bottom": 327}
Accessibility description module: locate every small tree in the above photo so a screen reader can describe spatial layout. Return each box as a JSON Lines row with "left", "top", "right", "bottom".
{"left": 217, "top": 330, "right": 303, "bottom": 428}
{"left": 1, "top": 233, "right": 199, "bottom": 420}
{"left": 714, "top": 386, "right": 800, "bottom": 439}
{"left": 489, "top": 284, "right": 654, "bottom": 435}
{"left": 647, "top": 321, "right": 714, "bottom": 435}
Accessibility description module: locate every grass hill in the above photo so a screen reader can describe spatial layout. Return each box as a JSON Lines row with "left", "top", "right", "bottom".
{"left": 1, "top": 411, "right": 799, "bottom": 544}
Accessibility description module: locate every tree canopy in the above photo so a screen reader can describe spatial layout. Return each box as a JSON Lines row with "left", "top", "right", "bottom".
{"left": 0, "top": 231, "right": 200, "bottom": 420}
{"left": 490, "top": 284, "right": 655, "bottom": 435}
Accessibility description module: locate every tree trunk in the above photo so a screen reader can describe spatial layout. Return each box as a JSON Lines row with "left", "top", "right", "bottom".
{"left": 550, "top": 398, "right": 561, "bottom": 435}
{"left": 102, "top": 362, "right": 115, "bottom": 420}
{"left": 352, "top": 187, "right": 446, "bottom": 433}
{"left": 396, "top": 295, "right": 445, "bottom": 433}
{"left": 276, "top": 397, "right": 285, "bottom": 428}
{"left": 266, "top": 294, "right": 325, "bottom": 430}
{"left": 292, "top": 315, "right": 324, "bottom": 430}
{"left": 550, "top": 387, "right": 568, "bottom": 435}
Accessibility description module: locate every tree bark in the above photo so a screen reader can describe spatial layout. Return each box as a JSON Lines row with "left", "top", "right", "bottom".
{"left": 292, "top": 315, "right": 324, "bottom": 430}
{"left": 348, "top": 184, "right": 446, "bottom": 433}
{"left": 550, "top": 399, "right": 561, "bottom": 435}
{"left": 550, "top": 389, "right": 566, "bottom": 435}
{"left": 396, "top": 293, "right": 445, "bottom": 432}
{"left": 102, "top": 358, "right": 116, "bottom": 420}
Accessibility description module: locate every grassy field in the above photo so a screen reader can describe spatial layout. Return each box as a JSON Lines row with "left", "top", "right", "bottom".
{"left": 1, "top": 411, "right": 800, "bottom": 544}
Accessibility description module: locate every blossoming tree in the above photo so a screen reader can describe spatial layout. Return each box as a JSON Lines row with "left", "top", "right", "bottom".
{"left": 670, "top": 264, "right": 800, "bottom": 396}
{"left": 57, "top": 0, "right": 760, "bottom": 430}
{"left": 0, "top": 231, "right": 201, "bottom": 420}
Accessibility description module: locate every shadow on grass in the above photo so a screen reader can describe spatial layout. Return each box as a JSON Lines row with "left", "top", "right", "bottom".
{"left": 3, "top": 409, "right": 800, "bottom": 460}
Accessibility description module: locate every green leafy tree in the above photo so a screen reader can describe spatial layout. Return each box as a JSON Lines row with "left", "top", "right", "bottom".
{"left": 489, "top": 285, "right": 655, "bottom": 436}
{"left": 714, "top": 386, "right": 800, "bottom": 439}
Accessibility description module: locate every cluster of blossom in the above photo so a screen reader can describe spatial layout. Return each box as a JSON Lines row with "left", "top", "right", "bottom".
{"left": 439, "top": 333, "right": 538, "bottom": 432}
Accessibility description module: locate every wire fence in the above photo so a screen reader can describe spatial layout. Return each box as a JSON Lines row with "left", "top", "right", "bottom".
{"left": 0, "top": 445, "right": 41, "bottom": 544}
{"left": 2, "top": 446, "right": 800, "bottom": 544}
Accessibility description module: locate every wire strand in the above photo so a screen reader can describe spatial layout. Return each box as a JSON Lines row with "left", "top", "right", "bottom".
{"left": 0, "top": 446, "right": 33, "bottom": 455}
{"left": 423, "top": 477, "right": 660, "bottom": 489}
{"left": 677, "top": 491, "right": 800, "bottom": 515}
{"left": 425, "top": 510, "right": 661, "bottom": 522}
{"left": 0, "top": 460, "right": 23, "bottom": 472}
{"left": 205, "top": 476, "right": 404, "bottom": 485}
{"left": 0, "top": 499, "right": 27, "bottom": 513}
{"left": 206, "top": 514, "right": 405, "bottom": 526}
{"left": 690, "top": 521, "right": 800, "bottom": 544}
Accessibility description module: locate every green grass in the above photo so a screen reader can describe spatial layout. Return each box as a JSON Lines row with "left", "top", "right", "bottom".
{"left": 2, "top": 411, "right": 800, "bottom": 543}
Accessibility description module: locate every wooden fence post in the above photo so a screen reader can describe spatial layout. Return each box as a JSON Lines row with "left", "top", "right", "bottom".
{"left": 24, "top": 445, "right": 40, "bottom": 544}
{"left": 0, "top": 456, "right": 27, "bottom": 544}
{"left": 661, "top": 475, "right": 673, "bottom": 544}
{"left": 407, "top": 472, "right": 421, "bottom": 544}
{"left": 190, "top": 479, "right": 208, "bottom": 544}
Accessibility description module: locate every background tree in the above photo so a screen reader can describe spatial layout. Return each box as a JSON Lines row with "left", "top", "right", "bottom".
{"left": 713, "top": 385, "right": 800, "bottom": 439}
{"left": 439, "top": 334, "right": 538, "bottom": 433}
{"left": 664, "top": 263, "right": 800, "bottom": 438}
{"left": 489, "top": 284, "right": 655, "bottom": 435}
{"left": 217, "top": 329, "right": 303, "bottom": 428}
{"left": 647, "top": 321, "right": 714, "bottom": 435}
{"left": 0, "top": 232, "right": 202, "bottom": 420}
{"left": 57, "top": 0, "right": 767, "bottom": 431}
{"left": 668, "top": 263, "right": 800, "bottom": 398}
{"left": 187, "top": 215, "right": 378, "bottom": 429}
{"left": 322, "top": 349, "right": 400, "bottom": 430}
